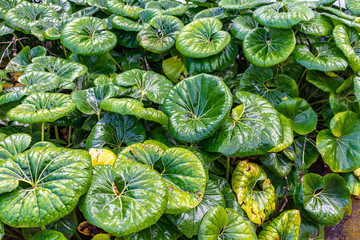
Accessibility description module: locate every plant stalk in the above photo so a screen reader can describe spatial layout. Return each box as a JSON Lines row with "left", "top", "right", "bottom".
{"left": 62, "top": 44, "right": 67, "bottom": 58}
{"left": 68, "top": 126, "right": 72, "bottom": 146}
{"left": 41, "top": 122, "right": 45, "bottom": 142}
{"left": 12, "top": 32, "right": 24, "bottom": 48}
{"left": 107, "top": 52, "right": 123, "bottom": 72}
{"left": 226, "top": 156, "right": 230, "bottom": 181}
{"left": 55, "top": 126, "right": 59, "bottom": 140}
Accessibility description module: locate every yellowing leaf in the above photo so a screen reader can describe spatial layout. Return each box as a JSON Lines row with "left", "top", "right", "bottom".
{"left": 89, "top": 148, "right": 116, "bottom": 166}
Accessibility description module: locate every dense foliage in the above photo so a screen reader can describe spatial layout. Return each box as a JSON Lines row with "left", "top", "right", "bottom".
{"left": 1, "top": 0, "right": 360, "bottom": 239}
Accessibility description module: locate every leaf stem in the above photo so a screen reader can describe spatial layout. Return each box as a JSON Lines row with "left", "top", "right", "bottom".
{"left": 226, "top": 156, "right": 230, "bottom": 181}
{"left": 12, "top": 32, "right": 24, "bottom": 48}
{"left": 107, "top": 52, "right": 123, "bottom": 72}
{"left": 29, "top": 124, "right": 32, "bottom": 134}
{"left": 97, "top": 110, "right": 101, "bottom": 121}
{"left": 55, "top": 126, "right": 59, "bottom": 140}
{"left": 41, "top": 226, "right": 46, "bottom": 231}
{"left": 68, "top": 126, "right": 72, "bottom": 147}
{"left": 41, "top": 122, "right": 45, "bottom": 142}
{"left": 62, "top": 44, "right": 67, "bottom": 58}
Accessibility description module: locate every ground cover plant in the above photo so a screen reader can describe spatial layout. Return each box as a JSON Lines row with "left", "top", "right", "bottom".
{"left": 0, "top": 0, "right": 360, "bottom": 239}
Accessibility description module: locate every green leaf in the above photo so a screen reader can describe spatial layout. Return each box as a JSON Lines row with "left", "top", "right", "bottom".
{"left": 276, "top": 98, "right": 317, "bottom": 135}
{"left": 269, "top": 114, "right": 294, "bottom": 153}
{"left": 79, "top": 163, "right": 167, "bottom": 237}
{"left": 146, "top": 0, "right": 187, "bottom": 16}
{"left": 7, "top": 93, "right": 76, "bottom": 124}
{"left": 230, "top": 14, "right": 258, "bottom": 41}
{"left": 137, "top": 15, "right": 183, "bottom": 54}
{"left": 68, "top": 54, "right": 116, "bottom": 76}
{"left": 295, "top": 13, "right": 333, "bottom": 36}
{"left": 117, "top": 143, "right": 207, "bottom": 214}
{"left": 167, "top": 179, "right": 226, "bottom": 238}
{"left": 317, "top": 111, "right": 360, "bottom": 172}
{"left": 184, "top": 39, "right": 238, "bottom": 75}
{"left": 260, "top": 152, "right": 293, "bottom": 178}
{"left": 4, "top": 2, "right": 58, "bottom": 34}
{"left": 346, "top": 0, "right": 360, "bottom": 15}
{"left": 334, "top": 24, "right": 360, "bottom": 74}
{"left": 0, "top": 72, "right": 61, "bottom": 105}
{"left": 198, "top": 206, "right": 255, "bottom": 240}
{"left": 253, "top": 2, "right": 315, "bottom": 29}
{"left": 0, "top": 133, "right": 31, "bottom": 160}
{"left": 306, "top": 70, "right": 344, "bottom": 93}
{"left": 294, "top": 173, "right": 350, "bottom": 226}
{"left": 123, "top": 216, "right": 181, "bottom": 240}
{"left": 0, "top": 21, "right": 13, "bottom": 36}
{"left": 113, "top": 69, "right": 173, "bottom": 104}
{"left": 85, "top": 112, "right": 145, "bottom": 154}
{"left": 61, "top": 17, "right": 117, "bottom": 56}
{"left": 219, "top": 0, "right": 271, "bottom": 10}
{"left": 0, "top": 147, "right": 91, "bottom": 227}
{"left": 0, "top": 221, "right": 3, "bottom": 240}
{"left": 164, "top": 74, "right": 232, "bottom": 143}
{"left": 176, "top": 18, "right": 231, "bottom": 58}
{"left": 111, "top": 16, "right": 142, "bottom": 32}
{"left": 258, "top": 210, "right": 301, "bottom": 240}
{"left": 239, "top": 65, "right": 299, "bottom": 106}
{"left": 329, "top": 88, "right": 359, "bottom": 114}
{"left": 30, "top": 230, "right": 67, "bottom": 240}
{"left": 106, "top": 0, "right": 142, "bottom": 19}
{"left": 203, "top": 91, "right": 283, "bottom": 157}
{"left": 100, "top": 98, "right": 169, "bottom": 125}
{"left": 231, "top": 161, "right": 275, "bottom": 225}
{"left": 293, "top": 42, "right": 348, "bottom": 72}
{"left": 25, "top": 56, "right": 88, "bottom": 83}
{"left": 243, "top": 28, "right": 296, "bottom": 67}
{"left": 162, "top": 56, "right": 188, "bottom": 83}
{"left": 71, "top": 85, "right": 114, "bottom": 116}
{"left": 0, "top": 0, "right": 24, "bottom": 19}
{"left": 6, "top": 46, "right": 46, "bottom": 72}
{"left": 343, "top": 172, "right": 360, "bottom": 197}
{"left": 194, "top": 7, "right": 230, "bottom": 20}
{"left": 53, "top": 109, "right": 82, "bottom": 128}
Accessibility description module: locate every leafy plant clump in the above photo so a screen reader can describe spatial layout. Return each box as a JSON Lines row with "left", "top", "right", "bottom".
{"left": 1, "top": 0, "right": 359, "bottom": 239}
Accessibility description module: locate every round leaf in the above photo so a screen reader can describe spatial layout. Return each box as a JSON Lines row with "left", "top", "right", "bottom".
{"left": 260, "top": 152, "right": 293, "bottom": 178}
{"left": 61, "top": 17, "right": 117, "bottom": 56}
{"left": 30, "top": 230, "right": 67, "bottom": 240}
{"left": 88, "top": 148, "right": 117, "bottom": 166}
{"left": 0, "top": 147, "right": 92, "bottom": 227}
{"left": 317, "top": 111, "right": 360, "bottom": 172}
{"left": 276, "top": 98, "right": 317, "bottom": 135}
{"left": 243, "top": 28, "right": 296, "bottom": 67}
{"left": 162, "top": 56, "right": 188, "bottom": 83}
{"left": 219, "top": 0, "right": 271, "bottom": 10}
{"left": 79, "top": 163, "right": 167, "bottom": 237}
{"left": 230, "top": 14, "right": 259, "bottom": 41}
{"left": 231, "top": 161, "right": 275, "bottom": 225}
{"left": 164, "top": 74, "right": 233, "bottom": 143}
{"left": 111, "top": 15, "right": 142, "bottom": 32}
{"left": 106, "top": 0, "right": 142, "bottom": 19}
{"left": 145, "top": 0, "right": 187, "bottom": 16}
{"left": 295, "top": 13, "right": 333, "bottom": 36}
{"left": 0, "top": 133, "right": 31, "bottom": 160}
{"left": 176, "top": 18, "right": 231, "bottom": 58}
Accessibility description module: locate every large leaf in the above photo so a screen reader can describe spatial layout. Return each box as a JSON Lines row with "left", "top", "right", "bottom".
{"left": 117, "top": 143, "right": 207, "bottom": 214}
{"left": 203, "top": 91, "right": 283, "bottom": 157}
{"left": 306, "top": 70, "right": 344, "bottom": 93}
{"left": 100, "top": 98, "right": 169, "bottom": 125}
{"left": 346, "top": 0, "right": 360, "bottom": 15}
{"left": 145, "top": 0, "right": 187, "bottom": 16}
{"left": 79, "top": 163, "right": 167, "bottom": 237}
{"left": 137, "top": 15, "right": 183, "bottom": 54}
{"left": 164, "top": 74, "right": 232, "bottom": 143}
{"left": 343, "top": 172, "right": 360, "bottom": 197}
{"left": 194, "top": 7, "right": 230, "bottom": 20}
{"left": 85, "top": 112, "right": 145, "bottom": 154}
{"left": 258, "top": 210, "right": 301, "bottom": 240}
{"left": 106, "top": 0, "right": 142, "bottom": 19}
{"left": 294, "top": 173, "right": 350, "bottom": 226}
{"left": 0, "top": 133, "right": 31, "bottom": 160}
{"left": 162, "top": 56, "right": 188, "bottom": 83}
{"left": 295, "top": 13, "right": 333, "bottom": 36}
{"left": 25, "top": 56, "right": 88, "bottom": 83}
{"left": 260, "top": 152, "right": 293, "bottom": 178}
{"left": 269, "top": 113, "right": 294, "bottom": 153}
{"left": 184, "top": 39, "right": 238, "bottom": 75}
{"left": 111, "top": 16, "right": 142, "bottom": 32}
{"left": 0, "top": 0, "right": 24, "bottom": 19}
{"left": 68, "top": 54, "right": 116, "bottom": 76}
{"left": 231, "top": 161, "right": 275, "bottom": 225}
{"left": 334, "top": 24, "right": 360, "bottom": 74}
{"left": 113, "top": 69, "right": 173, "bottom": 104}
{"left": 230, "top": 14, "right": 259, "bottom": 41}
{"left": 253, "top": 2, "right": 315, "bottom": 29}
{"left": 198, "top": 206, "right": 255, "bottom": 240}
{"left": 285, "top": 135, "right": 319, "bottom": 170}
{"left": 5, "top": 46, "right": 46, "bottom": 72}
{"left": 0, "top": 71, "right": 60, "bottom": 105}
{"left": 276, "top": 98, "right": 317, "bottom": 135}
{"left": 239, "top": 65, "right": 298, "bottom": 106}
{"left": 293, "top": 42, "right": 348, "bottom": 72}
{"left": 7, "top": 93, "right": 76, "bottom": 124}
{"left": 30, "top": 230, "right": 67, "bottom": 240}
{"left": 71, "top": 85, "right": 114, "bottom": 116}
{"left": 167, "top": 180, "right": 226, "bottom": 238}
{"left": 61, "top": 17, "right": 117, "bottom": 56}
{"left": 176, "top": 18, "right": 231, "bottom": 58}
{"left": 0, "top": 147, "right": 91, "bottom": 227}
{"left": 243, "top": 28, "right": 296, "bottom": 67}
{"left": 219, "top": 0, "right": 271, "bottom": 10}
{"left": 317, "top": 111, "right": 360, "bottom": 172}
{"left": 4, "top": 2, "right": 58, "bottom": 34}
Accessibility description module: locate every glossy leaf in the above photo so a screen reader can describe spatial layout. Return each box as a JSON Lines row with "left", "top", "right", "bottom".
{"left": 230, "top": 14, "right": 258, "bottom": 41}
{"left": 194, "top": 7, "right": 230, "bottom": 20}
{"left": 106, "top": 0, "right": 142, "bottom": 19}
{"left": 85, "top": 112, "right": 145, "bottom": 153}
{"left": 0, "top": 147, "right": 91, "bottom": 227}
{"left": 346, "top": 0, "right": 360, "bottom": 15}
{"left": 112, "top": 16, "right": 142, "bottom": 32}
{"left": 269, "top": 114, "right": 294, "bottom": 153}
{"left": 295, "top": 13, "right": 333, "bottom": 36}
{"left": 317, "top": 111, "right": 360, "bottom": 172}
{"left": 232, "top": 161, "right": 275, "bottom": 225}
{"left": 306, "top": 70, "right": 344, "bottom": 93}
{"left": 294, "top": 173, "right": 350, "bottom": 226}
{"left": 243, "top": 28, "right": 296, "bottom": 67}
{"left": 6, "top": 46, "right": 46, "bottom": 72}
{"left": 79, "top": 163, "right": 167, "bottom": 237}
{"left": 61, "top": 17, "right": 117, "bottom": 56}
{"left": 88, "top": 148, "right": 117, "bottom": 166}
{"left": 0, "top": 133, "right": 31, "bottom": 160}
{"left": 176, "top": 18, "right": 231, "bottom": 58}
{"left": 164, "top": 74, "right": 232, "bottom": 143}
{"left": 203, "top": 91, "right": 283, "bottom": 157}
{"left": 219, "top": 0, "right": 271, "bottom": 10}
{"left": 260, "top": 152, "right": 293, "bottom": 178}
{"left": 30, "top": 230, "right": 67, "bottom": 240}
{"left": 162, "top": 56, "right": 188, "bottom": 83}
{"left": 146, "top": 0, "right": 187, "bottom": 16}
